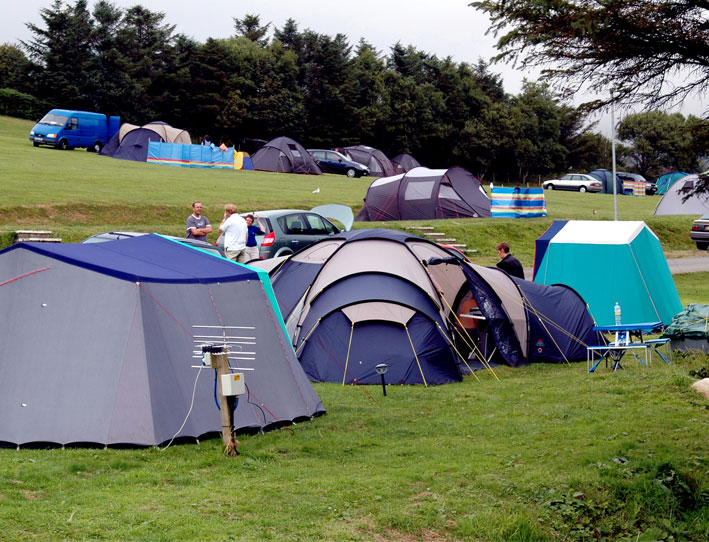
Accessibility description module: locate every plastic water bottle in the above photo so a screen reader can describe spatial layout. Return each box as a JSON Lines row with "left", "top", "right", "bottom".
{"left": 614, "top": 302, "right": 622, "bottom": 326}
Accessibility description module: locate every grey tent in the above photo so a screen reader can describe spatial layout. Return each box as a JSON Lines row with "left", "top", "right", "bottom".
{"left": 391, "top": 153, "right": 422, "bottom": 174}
{"left": 0, "top": 235, "right": 324, "bottom": 447}
{"left": 355, "top": 166, "right": 491, "bottom": 221}
{"left": 251, "top": 136, "right": 322, "bottom": 174}
{"left": 341, "top": 145, "right": 396, "bottom": 177}
{"left": 654, "top": 174, "right": 709, "bottom": 215}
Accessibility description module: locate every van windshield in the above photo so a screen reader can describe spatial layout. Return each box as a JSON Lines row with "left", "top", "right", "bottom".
{"left": 38, "top": 113, "right": 68, "bottom": 127}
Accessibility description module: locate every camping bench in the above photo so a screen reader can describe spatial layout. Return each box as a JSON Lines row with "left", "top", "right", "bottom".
{"left": 587, "top": 321, "right": 665, "bottom": 373}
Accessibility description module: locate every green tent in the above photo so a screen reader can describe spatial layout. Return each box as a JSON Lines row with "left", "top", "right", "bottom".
{"left": 534, "top": 220, "right": 682, "bottom": 326}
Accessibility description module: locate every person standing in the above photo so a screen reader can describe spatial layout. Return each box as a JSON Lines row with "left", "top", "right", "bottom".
{"left": 244, "top": 214, "right": 265, "bottom": 262}
{"left": 219, "top": 203, "right": 248, "bottom": 263}
{"left": 186, "top": 201, "right": 212, "bottom": 242}
{"left": 496, "top": 242, "right": 525, "bottom": 279}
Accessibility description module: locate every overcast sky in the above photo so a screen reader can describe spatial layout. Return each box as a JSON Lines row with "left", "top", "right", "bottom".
{"left": 4, "top": 0, "right": 705, "bottom": 132}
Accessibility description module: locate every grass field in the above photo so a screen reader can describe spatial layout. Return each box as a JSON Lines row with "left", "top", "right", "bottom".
{"left": 1, "top": 115, "right": 708, "bottom": 541}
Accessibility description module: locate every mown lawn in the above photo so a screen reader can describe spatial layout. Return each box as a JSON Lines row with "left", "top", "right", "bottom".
{"left": 0, "top": 115, "right": 707, "bottom": 541}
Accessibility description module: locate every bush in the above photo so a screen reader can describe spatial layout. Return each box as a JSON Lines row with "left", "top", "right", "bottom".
{"left": 0, "top": 88, "right": 50, "bottom": 120}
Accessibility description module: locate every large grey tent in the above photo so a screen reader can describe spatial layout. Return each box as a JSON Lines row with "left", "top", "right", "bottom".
{"left": 255, "top": 229, "right": 598, "bottom": 385}
{"left": 355, "top": 166, "right": 491, "bottom": 222}
{"left": 251, "top": 136, "right": 322, "bottom": 174}
{"left": 654, "top": 174, "right": 709, "bottom": 215}
{"left": 100, "top": 121, "right": 191, "bottom": 162}
{"left": 0, "top": 235, "right": 324, "bottom": 447}
{"left": 341, "top": 145, "right": 396, "bottom": 177}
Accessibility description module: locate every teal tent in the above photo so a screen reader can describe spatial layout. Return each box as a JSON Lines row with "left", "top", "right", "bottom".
{"left": 656, "top": 172, "right": 689, "bottom": 195}
{"left": 534, "top": 220, "right": 682, "bottom": 326}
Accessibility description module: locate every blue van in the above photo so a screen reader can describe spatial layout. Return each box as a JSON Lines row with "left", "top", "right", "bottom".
{"left": 29, "top": 109, "right": 120, "bottom": 152}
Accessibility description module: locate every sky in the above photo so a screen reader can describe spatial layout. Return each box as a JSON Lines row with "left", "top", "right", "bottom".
{"left": 4, "top": 0, "right": 705, "bottom": 134}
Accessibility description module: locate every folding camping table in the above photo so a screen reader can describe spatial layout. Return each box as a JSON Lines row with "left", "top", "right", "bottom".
{"left": 587, "top": 321, "right": 664, "bottom": 372}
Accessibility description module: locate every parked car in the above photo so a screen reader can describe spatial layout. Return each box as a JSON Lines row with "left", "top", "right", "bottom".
{"left": 617, "top": 172, "right": 657, "bottom": 195}
{"left": 691, "top": 212, "right": 709, "bottom": 250}
{"left": 542, "top": 174, "right": 602, "bottom": 192}
{"left": 307, "top": 149, "right": 369, "bottom": 178}
{"left": 29, "top": 109, "right": 120, "bottom": 152}
{"left": 243, "top": 209, "right": 344, "bottom": 259}
{"left": 82, "top": 231, "right": 225, "bottom": 257}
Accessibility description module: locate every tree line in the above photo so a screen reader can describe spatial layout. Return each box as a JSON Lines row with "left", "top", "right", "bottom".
{"left": 0, "top": 0, "right": 706, "bottom": 182}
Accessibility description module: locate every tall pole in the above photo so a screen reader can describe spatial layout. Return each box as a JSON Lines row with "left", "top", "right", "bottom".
{"left": 611, "top": 98, "right": 618, "bottom": 221}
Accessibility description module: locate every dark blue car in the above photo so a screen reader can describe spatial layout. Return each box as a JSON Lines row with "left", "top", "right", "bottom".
{"left": 307, "top": 149, "right": 369, "bottom": 178}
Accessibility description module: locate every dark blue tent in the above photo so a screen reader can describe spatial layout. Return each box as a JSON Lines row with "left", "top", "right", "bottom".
{"left": 268, "top": 229, "right": 462, "bottom": 385}
{"left": 589, "top": 169, "right": 623, "bottom": 194}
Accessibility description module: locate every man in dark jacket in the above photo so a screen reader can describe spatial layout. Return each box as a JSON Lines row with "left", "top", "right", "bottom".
{"left": 496, "top": 242, "right": 525, "bottom": 279}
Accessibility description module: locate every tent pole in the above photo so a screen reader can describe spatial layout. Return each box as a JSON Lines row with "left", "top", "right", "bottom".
{"left": 342, "top": 322, "right": 354, "bottom": 385}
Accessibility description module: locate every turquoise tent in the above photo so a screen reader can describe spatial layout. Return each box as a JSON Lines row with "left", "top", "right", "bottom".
{"left": 534, "top": 221, "right": 682, "bottom": 326}
{"left": 656, "top": 172, "right": 689, "bottom": 195}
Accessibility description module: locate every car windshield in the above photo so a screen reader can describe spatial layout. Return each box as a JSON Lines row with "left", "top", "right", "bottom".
{"left": 38, "top": 113, "right": 68, "bottom": 127}
{"left": 700, "top": 212, "right": 709, "bottom": 220}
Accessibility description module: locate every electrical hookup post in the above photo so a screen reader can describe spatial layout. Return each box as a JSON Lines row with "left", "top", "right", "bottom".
{"left": 194, "top": 325, "right": 255, "bottom": 458}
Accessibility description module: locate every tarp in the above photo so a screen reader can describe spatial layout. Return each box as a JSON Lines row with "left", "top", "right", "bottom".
{"left": 654, "top": 174, "right": 709, "bottom": 215}
{"left": 490, "top": 187, "right": 547, "bottom": 218}
{"left": 355, "top": 166, "right": 491, "bottom": 222}
{"left": 0, "top": 235, "right": 324, "bottom": 447}
{"left": 662, "top": 303, "right": 709, "bottom": 353}
{"left": 147, "top": 142, "right": 234, "bottom": 169}
{"left": 534, "top": 220, "right": 682, "bottom": 326}
{"left": 251, "top": 136, "right": 321, "bottom": 174}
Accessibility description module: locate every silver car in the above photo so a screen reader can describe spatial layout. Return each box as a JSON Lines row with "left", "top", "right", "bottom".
{"left": 691, "top": 212, "right": 709, "bottom": 250}
{"left": 543, "top": 173, "right": 602, "bottom": 192}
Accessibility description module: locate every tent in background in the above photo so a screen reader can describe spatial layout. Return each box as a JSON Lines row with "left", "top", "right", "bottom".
{"left": 100, "top": 121, "right": 191, "bottom": 162}
{"left": 589, "top": 169, "right": 623, "bottom": 194}
{"left": 391, "top": 153, "right": 421, "bottom": 174}
{"left": 654, "top": 174, "right": 709, "bottom": 215}
{"left": 490, "top": 187, "right": 547, "bottom": 218}
{"left": 656, "top": 172, "right": 689, "bottom": 195}
{"left": 534, "top": 220, "right": 682, "bottom": 326}
{"left": 355, "top": 166, "right": 491, "bottom": 222}
{"left": 340, "top": 145, "right": 396, "bottom": 177}
{"left": 0, "top": 235, "right": 324, "bottom": 447}
{"left": 251, "top": 136, "right": 321, "bottom": 174}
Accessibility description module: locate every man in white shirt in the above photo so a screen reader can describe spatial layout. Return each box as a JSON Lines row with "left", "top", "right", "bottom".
{"left": 219, "top": 203, "right": 248, "bottom": 262}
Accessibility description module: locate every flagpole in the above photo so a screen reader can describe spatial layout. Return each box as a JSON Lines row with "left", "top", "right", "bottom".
{"left": 611, "top": 98, "right": 618, "bottom": 221}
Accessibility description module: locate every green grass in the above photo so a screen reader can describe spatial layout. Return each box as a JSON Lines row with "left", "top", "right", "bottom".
{"left": 1, "top": 115, "right": 708, "bottom": 541}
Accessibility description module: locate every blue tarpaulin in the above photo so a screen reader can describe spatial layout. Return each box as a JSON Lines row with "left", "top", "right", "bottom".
{"left": 147, "top": 141, "right": 235, "bottom": 169}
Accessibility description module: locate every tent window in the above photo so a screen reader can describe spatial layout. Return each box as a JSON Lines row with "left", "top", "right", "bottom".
{"left": 439, "top": 185, "right": 462, "bottom": 201}
{"left": 404, "top": 180, "right": 435, "bottom": 200}
{"left": 287, "top": 144, "right": 302, "bottom": 158}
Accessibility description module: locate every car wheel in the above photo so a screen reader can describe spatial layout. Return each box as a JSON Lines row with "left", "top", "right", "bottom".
{"left": 91, "top": 141, "right": 103, "bottom": 153}
{"left": 546, "top": 184, "right": 554, "bottom": 190}
{"left": 346, "top": 168, "right": 356, "bottom": 178}
{"left": 33, "top": 142, "right": 40, "bottom": 147}
{"left": 58, "top": 139, "right": 69, "bottom": 150}
{"left": 697, "top": 242, "right": 709, "bottom": 250}
{"left": 579, "top": 186, "right": 587, "bottom": 193}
